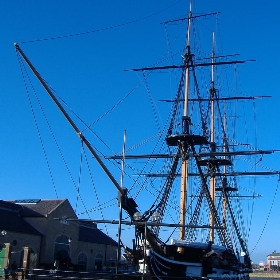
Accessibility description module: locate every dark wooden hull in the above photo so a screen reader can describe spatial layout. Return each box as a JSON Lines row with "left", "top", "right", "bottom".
{"left": 148, "top": 249, "right": 251, "bottom": 280}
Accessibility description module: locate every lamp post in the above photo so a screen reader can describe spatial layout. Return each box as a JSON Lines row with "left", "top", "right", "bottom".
{"left": 132, "top": 213, "right": 145, "bottom": 275}
{"left": 0, "top": 230, "right": 7, "bottom": 251}
{"left": 68, "top": 237, "right": 72, "bottom": 268}
{"left": 116, "top": 130, "right": 126, "bottom": 276}
{"left": 132, "top": 212, "right": 162, "bottom": 275}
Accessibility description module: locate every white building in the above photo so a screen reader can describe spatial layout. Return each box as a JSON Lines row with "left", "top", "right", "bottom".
{"left": 267, "top": 251, "right": 280, "bottom": 271}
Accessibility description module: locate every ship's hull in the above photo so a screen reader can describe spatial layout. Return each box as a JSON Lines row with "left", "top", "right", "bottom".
{"left": 147, "top": 244, "right": 251, "bottom": 280}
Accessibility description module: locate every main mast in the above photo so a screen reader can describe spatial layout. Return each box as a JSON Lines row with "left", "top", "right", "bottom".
{"left": 179, "top": 1, "right": 192, "bottom": 241}
{"left": 209, "top": 32, "right": 216, "bottom": 242}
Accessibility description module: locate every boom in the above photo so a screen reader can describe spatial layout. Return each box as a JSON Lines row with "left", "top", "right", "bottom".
{"left": 14, "top": 42, "right": 140, "bottom": 216}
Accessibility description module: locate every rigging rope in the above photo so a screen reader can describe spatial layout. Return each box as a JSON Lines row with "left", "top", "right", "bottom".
{"left": 16, "top": 51, "right": 59, "bottom": 199}
{"left": 78, "top": 198, "right": 116, "bottom": 216}
{"left": 19, "top": 0, "right": 183, "bottom": 44}
{"left": 16, "top": 49, "right": 92, "bottom": 218}
{"left": 84, "top": 83, "right": 141, "bottom": 132}
{"left": 74, "top": 142, "right": 84, "bottom": 214}
{"left": 148, "top": 149, "right": 181, "bottom": 228}
{"left": 250, "top": 176, "right": 280, "bottom": 254}
{"left": 247, "top": 100, "right": 258, "bottom": 242}
{"left": 141, "top": 71, "right": 162, "bottom": 132}
{"left": 82, "top": 144, "right": 109, "bottom": 235}
{"left": 50, "top": 90, "right": 119, "bottom": 156}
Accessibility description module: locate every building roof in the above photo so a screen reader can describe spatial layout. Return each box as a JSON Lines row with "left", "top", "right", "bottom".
{"left": 0, "top": 207, "right": 42, "bottom": 235}
{"left": 79, "top": 224, "right": 118, "bottom": 247}
{"left": 267, "top": 252, "right": 280, "bottom": 257}
{"left": 1, "top": 199, "right": 116, "bottom": 246}
{"left": 14, "top": 199, "right": 66, "bottom": 217}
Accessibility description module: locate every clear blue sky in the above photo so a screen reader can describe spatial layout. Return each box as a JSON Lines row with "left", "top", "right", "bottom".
{"left": 1, "top": 0, "right": 280, "bottom": 264}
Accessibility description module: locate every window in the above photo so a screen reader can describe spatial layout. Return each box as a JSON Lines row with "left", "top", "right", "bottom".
{"left": 95, "top": 254, "right": 103, "bottom": 271}
{"left": 54, "top": 235, "right": 71, "bottom": 269}
{"left": 77, "top": 252, "right": 87, "bottom": 271}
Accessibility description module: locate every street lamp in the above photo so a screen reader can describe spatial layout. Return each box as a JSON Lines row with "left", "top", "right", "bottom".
{"left": 0, "top": 230, "right": 7, "bottom": 252}
{"left": 67, "top": 237, "right": 72, "bottom": 268}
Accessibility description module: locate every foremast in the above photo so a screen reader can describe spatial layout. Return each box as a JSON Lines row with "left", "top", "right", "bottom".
{"left": 167, "top": 7, "right": 229, "bottom": 246}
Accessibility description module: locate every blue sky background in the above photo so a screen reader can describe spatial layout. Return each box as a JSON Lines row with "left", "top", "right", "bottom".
{"left": 1, "top": 0, "right": 280, "bottom": 264}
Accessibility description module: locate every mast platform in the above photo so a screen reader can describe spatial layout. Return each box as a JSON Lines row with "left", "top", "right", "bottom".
{"left": 166, "top": 134, "right": 208, "bottom": 146}
{"left": 197, "top": 158, "right": 232, "bottom": 166}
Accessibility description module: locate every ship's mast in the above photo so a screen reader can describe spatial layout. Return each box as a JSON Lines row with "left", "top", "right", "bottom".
{"left": 222, "top": 114, "right": 227, "bottom": 244}
{"left": 179, "top": 0, "right": 192, "bottom": 241}
{"left": 209, "top": 32, "right": 216, "bottom": 242}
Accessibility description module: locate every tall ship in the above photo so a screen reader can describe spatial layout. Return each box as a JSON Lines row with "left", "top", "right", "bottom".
{"left": 14, "top": 1, "right": 279, "bottom": 279}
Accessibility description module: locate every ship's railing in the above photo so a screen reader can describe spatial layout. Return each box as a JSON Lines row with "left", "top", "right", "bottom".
{"left": 1, "top": 268, "right": 148, "bottom": 279}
